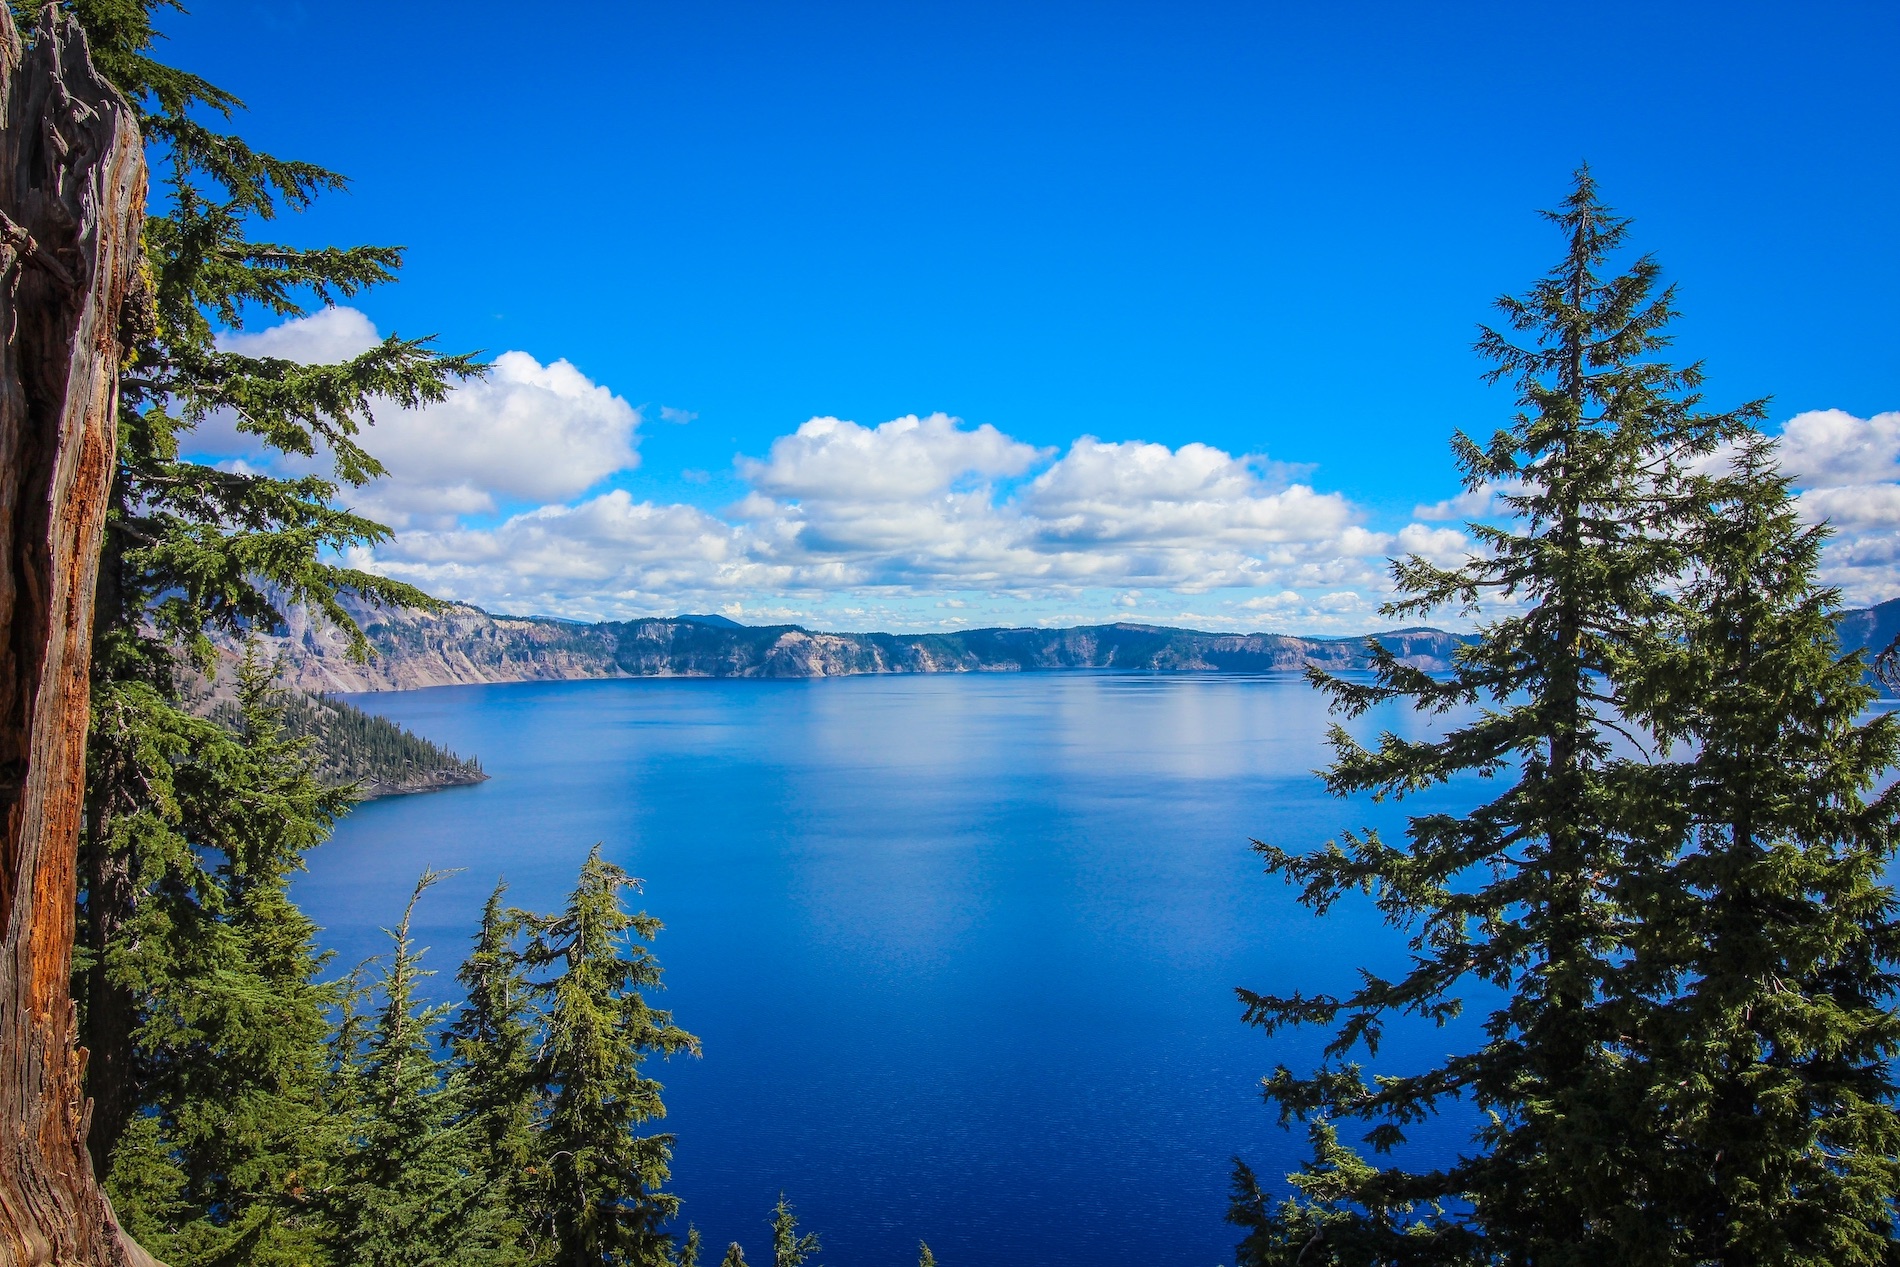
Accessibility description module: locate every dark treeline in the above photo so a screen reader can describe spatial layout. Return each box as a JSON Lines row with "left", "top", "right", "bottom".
{"left": 31, "top": 0, "right": 1898, "bottom": 1265}
{"left": 212, "top": 680, "right": 486, "bottom": 796}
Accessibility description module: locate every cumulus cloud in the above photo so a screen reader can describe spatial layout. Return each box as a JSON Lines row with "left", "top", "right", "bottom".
{"left": 352, "top": 352, "right": 639, "bottom": 526}
{"left": 222, "top": 304, "right": 383, "bottom": 364}
{"left": 1027, "top": 440, "right": 1348, "bottom": 544}
{"left": 1778, "top": 409, "right": 1900, "bottom": 490}
{"left": 739, "top": 413, "right": 1045, "bottom": 502}
{"left": 1414, "top": 486, "right": 1496, "bottom": 521}
{"left": 353, "top": 492, "right": 760, "bottom": 620}
{"left": 181, "top": 311, "right": 1557, "bottom": 631}
{"left": 1643, "top": 408, "right": 1900, "bottom": 606}
{"left": 190, "top": 308, "right": 641, "bottom": 529}
{"left": 1394, "top": 522, "right": 1472, "bottom": 567}
{"left": 362, "top": 409, "right": 1463, "bottom": 626}
{"left": 1767, "top": 410, "right": 1900, "bottom": 605}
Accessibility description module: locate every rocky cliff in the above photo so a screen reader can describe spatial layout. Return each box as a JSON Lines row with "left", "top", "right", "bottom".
{"left": 234, "top": 600, "right": 1478, "bottom": 693}
{"left": 229, "top": 595, "right": 1900, "bottom": 695}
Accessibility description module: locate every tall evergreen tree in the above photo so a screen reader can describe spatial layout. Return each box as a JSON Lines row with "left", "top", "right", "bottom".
{"left": 10, "top": 0, "right": 483, "bottom": 1173}
{"left": 323, "top": 870, "right": 507, "bottom": 1267}
{"left": 452, "top": 881, "right": 542, "bottom": 1257}
{"left": 1232, "top": 170, "right": 1752, "bottom": 1264}
{"left": 101, "top": 651, "right": 347, "bottom": 1266}
{"left": 1611, "top": 434, "right": 1900, "bottom": 1265}
{"left": 769, "top": 1197, "right": 821, "bottom": 1267}
{"left": 523, "top": 847, "right": 699, "bottom": 1267}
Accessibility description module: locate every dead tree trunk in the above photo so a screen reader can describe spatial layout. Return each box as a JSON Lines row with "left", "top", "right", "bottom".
{"left": 0, "top": 7, "right": 151, "bottom": 1267}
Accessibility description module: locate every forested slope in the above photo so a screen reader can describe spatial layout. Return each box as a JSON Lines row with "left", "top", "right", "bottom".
{"left": 207, "top": 689, "right": 485, "bottom": 798}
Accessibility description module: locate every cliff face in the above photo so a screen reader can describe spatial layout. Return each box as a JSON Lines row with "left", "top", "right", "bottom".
{"left": 246, "top": 601, "right": 625, "bottom": 692}
{"left": 233, "top": 600, "right": 1477, "bottom": 693}
{"left": 228, "top": 596, "right": 1900, "bottom": 695}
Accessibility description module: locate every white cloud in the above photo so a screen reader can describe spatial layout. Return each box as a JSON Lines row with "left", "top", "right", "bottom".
{"left": 1027, "top": 439, "right": 1350, "bottom": 546}
{"left": 190, "top": 308, "right": 641, "bottom": 529}
{"left": 353, "top": 351, "right": 639, "bottom": 525}
{"left": 203, "top": 312, "right": 1900, "bottom": 632}
{"left": 739, "top": 413, "right": 1045, "bottom": 502}
{"left": 1403, "top": 412, "right": 1900, "bottom": 608}
{"left": 360, "top": 491, "right": 759, "bottom": 619}
{"left": 1414, "top": 486, "right": 1495, "bottom": 521}
{"left": 1768, "top": 410, "right": 1900, "bottom": 606}
{"left": 1802, "top": 482, "right": 1900, "bottom": 528}
{"left": 1777, "top": 409, "right": 1900, "bottom": 490}
{"left": 184, "top": 308, "right": 387, "bottom": 456}
{"left": 1394, "top": 522, "right": 1472, "bottom": 567}
{"left": 220, "top": 304, "right": 383, "bottom": 364}
{"left": 359, "top": 414, "right": 1418, "bottom": 625}
{"left": 1672, "top": 410, "right": 1900, "bottom": 607}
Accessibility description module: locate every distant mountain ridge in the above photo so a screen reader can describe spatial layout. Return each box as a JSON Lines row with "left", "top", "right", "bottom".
{"left": 1834, "top": 596, "right": 1900, "bottom": 672}
{"left": 229, "top": 595, "right": 1900, "bottom": 696}
{"left": 233, "top": 599, "right": 1479, "bottom": 694}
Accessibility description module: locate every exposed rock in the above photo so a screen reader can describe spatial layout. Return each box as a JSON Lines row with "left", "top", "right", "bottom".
{"left": 226, "top": 597, "right": 1480, "bottom": 693}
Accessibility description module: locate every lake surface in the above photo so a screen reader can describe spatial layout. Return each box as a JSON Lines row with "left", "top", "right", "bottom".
{"left": 302, "top": 672, "right": 1481, "bottom": 1267}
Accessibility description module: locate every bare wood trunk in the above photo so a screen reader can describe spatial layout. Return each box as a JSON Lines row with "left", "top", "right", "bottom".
{"left": 0, "top": 7, "right": 152, "bottom": 1266}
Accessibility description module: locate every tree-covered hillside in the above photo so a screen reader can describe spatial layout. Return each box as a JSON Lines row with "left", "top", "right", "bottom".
{"left": 212, "top": 689, "right": 485, "bottom": 798}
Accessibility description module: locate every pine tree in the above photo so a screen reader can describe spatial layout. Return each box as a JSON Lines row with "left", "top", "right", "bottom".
{"left": 101, "top": 651, "right": 347, "bottom": 1265}
{"left": 917, "top": 1240, "right": 937, "bottom": 1267}
{"left": 451, "top": 881, "right": 540, "bottom": 1260}
{"left": 720, "top": 1244, "right": 749, "bottom": 1267}
{"left": 523, "top": 846, "right": 699, "bottom": 1267}
{"left": 15, "top": 0, "right": 483, "bottom": 1174}
{"left": 323, "top": 870, "right": 508, "bottom": 1267}
{"left": 1233, "top": 170, "right": 1752, "bottom": 1263}
{"left": 1611, "top": 433, "right": 1900, "bottom": 1264}
{"left": 769, "top": 1197, "right": 821, "bottom": 1267}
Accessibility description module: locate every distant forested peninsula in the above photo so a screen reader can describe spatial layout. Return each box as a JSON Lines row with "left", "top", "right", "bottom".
{"left": 193, "top": 676, "right": 487, "bottom": 798}
{"left": 272, "top": 691, "right": 486, "bottom": 798}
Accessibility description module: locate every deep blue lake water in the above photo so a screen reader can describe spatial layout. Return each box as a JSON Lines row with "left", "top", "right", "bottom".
{"left": 301, "top": 672, "right": 1483, "bottom": 1267}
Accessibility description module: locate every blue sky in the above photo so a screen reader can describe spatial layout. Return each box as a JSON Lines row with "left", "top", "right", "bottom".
{"left": 174, "top": 1, "right": 1900, "bottom": 631}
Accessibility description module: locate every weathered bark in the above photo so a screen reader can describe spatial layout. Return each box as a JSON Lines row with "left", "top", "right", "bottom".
{"left": 0, "top": 6, "right": 151, "bottom": 1266}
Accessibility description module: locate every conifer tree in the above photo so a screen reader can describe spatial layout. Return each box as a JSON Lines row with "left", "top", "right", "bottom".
{"left": 324, "top": 870, "right": 508, "bottom": 1267}
{"left": 101, "top": 651, "right": 346, "bottom": 1265}
{"left": 720, "top": 1244, "right": 749, "bottom": 1267}
{"left": 522, "top": 847, "right": 699, "bottom": 1267}
{"left": 1610, "top": 434, "right": 1900, "bottom": 1264}
{"left": 1233, "top": 170, "right": 1753, "bottom": 1264}
{"left": 769, "top": 1197, "right": 821, "bottom": 1267}
{"left": 917, "top": 1240, "right": 937, "bottom": 1267}
{"left": 452, "top": 881, "right": 541, "bottom": 1253}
